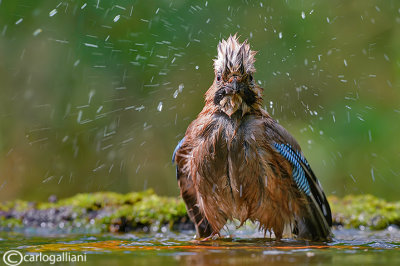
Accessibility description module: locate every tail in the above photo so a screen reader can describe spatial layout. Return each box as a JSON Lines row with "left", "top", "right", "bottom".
{"left": 293, "top": 196, "right": 332, "bottom": 241}
{"left": 294, "top": 164, "right": 332, "bottom": 241}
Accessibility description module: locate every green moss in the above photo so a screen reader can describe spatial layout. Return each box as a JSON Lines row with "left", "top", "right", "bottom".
{"left": 0, "top": 199, "right": 30, "bottom": 212}
{"left": 0, "top": 217, "right": 23, "bottom": 228}
{"left": 94, "top": 193, "right": 187, "bottom": 232}
{"left": 37, "top": 189, "right": 155, "bottom": 210}
{"left": 0, "top": 189, "right": 187, "bottom": 232}
{"left": 329, "top": 194, "right": 400, "bottom": 230}
{"left": 1, "top": 192, "right": 399, "bottom": 233}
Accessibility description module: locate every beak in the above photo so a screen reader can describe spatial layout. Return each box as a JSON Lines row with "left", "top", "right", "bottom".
{"left": 228, "top": 76, "right": 240, "bottom": 94}
{"left": 232, "top": 79, "right": 238, "bottom": 92}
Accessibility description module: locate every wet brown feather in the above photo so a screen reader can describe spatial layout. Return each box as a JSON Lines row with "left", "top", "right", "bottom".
{"left": 175, "top": 35, "right": 314, "bottom": 239}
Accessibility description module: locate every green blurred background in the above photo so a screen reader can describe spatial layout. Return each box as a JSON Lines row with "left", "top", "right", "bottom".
{"left": 0, "top": 0, "right": 399, "bottom": 202}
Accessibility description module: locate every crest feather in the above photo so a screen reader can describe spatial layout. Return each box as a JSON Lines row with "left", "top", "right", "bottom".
{"left": 213, "top": 34, "right": 257, "bottom": 75}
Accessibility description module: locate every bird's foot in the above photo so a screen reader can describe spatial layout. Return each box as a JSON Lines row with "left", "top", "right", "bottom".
{"left": 200, "top": 232, "right": 220, "bottom": 241}
{"left": 189, "top": 232, "right": 220, "bottom": 243}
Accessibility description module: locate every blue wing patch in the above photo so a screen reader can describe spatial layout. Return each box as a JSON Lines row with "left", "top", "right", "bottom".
{"left": 273, "top": 143, "right": 311, "bottom": 195}
{"left": 172, "top": 137, "right": 185, "bottom": 163}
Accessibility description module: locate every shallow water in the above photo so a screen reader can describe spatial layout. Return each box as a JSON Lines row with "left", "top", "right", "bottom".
{"left": 1, "top": 228, "right": 399, "bottom": 265}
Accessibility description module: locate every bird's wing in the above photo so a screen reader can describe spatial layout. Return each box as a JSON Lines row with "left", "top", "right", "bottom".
{"left": 273, "top": 143, "right": 332, "bottom": 224}
{"left": 172, "top": 137, "right": 213, "bottom": 237}
{"left": 172, "top": 137, "right": 185, "bottom": 164}
{"left": 268, "top": 121, "right": 332, "bottom": 240}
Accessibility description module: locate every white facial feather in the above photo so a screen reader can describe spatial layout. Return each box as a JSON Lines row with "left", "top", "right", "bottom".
{"left": 213, "top": 34, "right": 256, "bottom": 75}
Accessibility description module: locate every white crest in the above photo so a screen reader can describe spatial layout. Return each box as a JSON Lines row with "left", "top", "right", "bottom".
{"left": 213, "top": 34, "right": 256, "bottom": 75}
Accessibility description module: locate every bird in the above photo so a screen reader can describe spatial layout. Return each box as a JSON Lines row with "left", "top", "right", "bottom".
{"left": 172, "top": 35, "right": 332, "bottom": 241}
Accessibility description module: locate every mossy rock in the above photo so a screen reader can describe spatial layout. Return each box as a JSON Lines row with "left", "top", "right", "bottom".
{"left": 329, "top": 194, "right": 400, "bottom": 230}
{"left": 0, "top": 189, "right": 188, "bottom": 233}
{"left": 0, "top": 191, "right": 399, "bottom": 233}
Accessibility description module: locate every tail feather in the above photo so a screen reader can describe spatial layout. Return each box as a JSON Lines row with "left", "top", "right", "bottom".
{"left": 295, "top": 162, "right": 332, "bottom": 240}
{"left": 294, "top": 196, "right": 331, "bottom": 240}
{"left": 300, "top": 161, "right": 332, "bottom": 228}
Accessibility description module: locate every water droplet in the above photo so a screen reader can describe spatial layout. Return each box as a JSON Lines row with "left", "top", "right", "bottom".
{"left": 278, "top": 32, "right": 282, "bottom": 39}
{"left": 157, "top": 102, "right": 163, "bottom": 112}
{"left": 88, "top": 90, "right": 95, "bottom": 104}
{"left": 84, "top": 43, "right": 98, "bottom": 48}
{"left": 113, "top": 15, "right": 120, "bottom": 22}
{"left": 301, "top": 11, "right": 306, "bottom": 19}
{"left": 371, "top": 167, "right": 375, "bottom": 182}
{"left": 32, "top": 28, "right": 42, "bottom": 36}
{"left": 384, "top": 54, "right": 390, "bottom": 61}
{"left": 49, "top": 9, "right": 57, "bottom": 17}
{"left": 15, "top": 18, "right": 23, "bottom": 25}
{"left": 77, "top": 110, "right": 82, "bottom": 123}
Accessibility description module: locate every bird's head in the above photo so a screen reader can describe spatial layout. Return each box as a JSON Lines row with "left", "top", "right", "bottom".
{"left": 206, "top": 34, "right": 263, "bottom": 117}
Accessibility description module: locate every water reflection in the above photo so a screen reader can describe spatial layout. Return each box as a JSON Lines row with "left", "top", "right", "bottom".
{"left": 1, "top": 228, "right": 399, "bottom": 265}
{"left": 176, "top": 248, "right": 334, "bottom": 266}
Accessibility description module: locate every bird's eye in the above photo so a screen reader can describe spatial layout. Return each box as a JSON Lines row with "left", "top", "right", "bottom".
{"left": 216, "top": 75, "right": 221, "bottom": 82}
{"left": 249, "top": 75, "right": 253, "bottom": 82}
